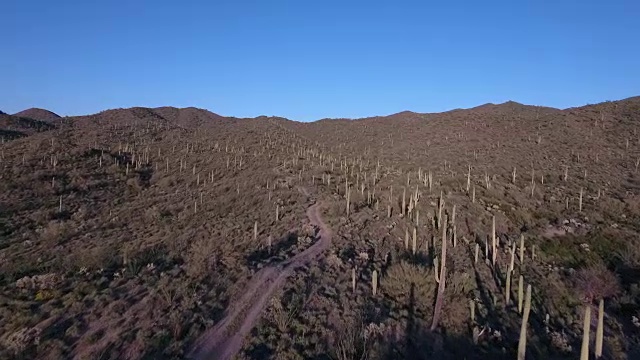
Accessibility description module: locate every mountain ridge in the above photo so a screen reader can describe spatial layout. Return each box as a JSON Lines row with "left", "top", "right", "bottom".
{"left": 9, "top": 96, "right": 640, "bottom": 125}
{"left": 13, "top": 108, "right": 61, "bottom": 122}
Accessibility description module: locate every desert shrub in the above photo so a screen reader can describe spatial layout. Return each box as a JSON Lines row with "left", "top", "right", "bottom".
{"left": 128, "top": 244, "right": 167, "bottom": 274}
{"left": 327, "top": 317, "right": 376, "bottom": 360}
{"left": 539, "top": 236, "right": 600, "bottom": 268}
{"left": 186, "top": 237, "right": 218, "bottom": 280}
{"left": 599, "top": 197, "right": 626, "bottom": 221}
{"left": 69, "top": 244, "right": 119, "bottom": 272}
{"left": 614, "top": 240, "right": 640, "bottom": 270}
{"left": 448, "top": 270, "right": 475, "bottom": 297}
{"left": 35, "top": 289, "right": 56, "bottom": 301}
{"left": 2, "top": 326, "right": 41, "bottom": 355}
{"left": 586, "top": 230, "right": 627, "bottom": 266}
{"left": 325, "top": 201, "right": 346, "bottom": 223}
{"left": 15, "top": 273, "right": 62, "bottom": 291}
{"left": 125, "top": 177, "right": 142, "bottom": 195}
{"left": 382, "top": 261, "right": 436, "bottom": 316}
{"left": 504, "top": 206, "right": 536, "bottom": 232}
{"left": 573, "top": 264, "right": 621, "bottom": 303}
{"left": 39, "top": 220, "right": 70, "bottom": 244}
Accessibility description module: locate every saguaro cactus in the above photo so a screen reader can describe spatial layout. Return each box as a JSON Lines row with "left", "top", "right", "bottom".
{"left": 474, "top": 243, "right": 479, "bottom": 264}
{"left": 492, "top": 216, "right": 497, "bottom": 266}
{"left": 509, "top": 243, "right": 516, "bottom": 272}
{"left": 437, "top": 191, "right": 444, "bottom": 229}
{"left": 451, "top": 205, "right": 457, "bottom": 247}
{"left": 532, "top": 244, "right": 536, "bottom": 260}
{"left": 346, "top": 180, "right": 351, "bottom": 217}
{"left": 431, "top": 264, "right": 447, "bottom": 331}
{"left": 431, "top": 215, "right": 448, "bottom": 331}
{"left": 581, "top": 304, "right": 591, "bottom": 360}
{"left": 518, "top": 275, "right": 524, "bottom": 313}
{"left": 517, "top": 284, "right": 532, "bottom": 360}
{"left": 412, "top": 227, "right": 417, "bottom": 255}
{"left": 402, "top": 187, "right": 406, "bottom": 217}
{"left": 372, "top": 270, "right": 378, "bottom": 296}
{"left": 405, "top": 228, "right": 409, "bottom": 250}
{"left": 352, "top": 268, "right": 356, "bottom": 293}
{"left": 506, "top": 269, "right": 512, "bottom": 304}
{"left": 472, "top": 185, "right": 476, "bottom": 203}
{"left": 470, "top": 299, "right": 475, "bottom": 324}
{"left": 596, "top": 299, "right": 604, "bottom": 358}
{"left": 440, "top": 215, "right": 448, "bottom": 275}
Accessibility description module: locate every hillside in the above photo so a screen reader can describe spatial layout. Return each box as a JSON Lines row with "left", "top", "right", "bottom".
{"left": 13, "top": 108, "right": 62, "bottom": 122}
{"left": 0, "top": 113, "right": 56, "bottom": 141}
{"left": 1, "top": 97, "right": 640, "bottom": 359}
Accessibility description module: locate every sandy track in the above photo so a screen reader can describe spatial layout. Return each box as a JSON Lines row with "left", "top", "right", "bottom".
{"left": 187, "top": 188, "right": 331, "bottom": 360}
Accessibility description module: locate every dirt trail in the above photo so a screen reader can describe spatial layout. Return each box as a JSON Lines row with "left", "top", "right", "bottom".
{"left": 187, "top": 188, "right": 331, "bottom": 360}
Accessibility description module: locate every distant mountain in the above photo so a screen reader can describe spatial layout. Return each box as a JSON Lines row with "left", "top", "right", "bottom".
{"left": 13, "top": 108, "right": 61, "bottom": 122}
{"left": 0, "top": 113, "right": 56, "bottom": 141}
{"left": 79, "top": 106, "right": 225, "bottom": 131}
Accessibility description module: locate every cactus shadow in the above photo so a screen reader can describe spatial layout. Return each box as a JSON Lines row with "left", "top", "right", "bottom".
{"left": 400, "top": 251, "right": 432, "bottom": 267}
{"left": 379, "top": 323, "right": 508, "bottom": 359}
{"left": 50, "top": 210, "right": 72, "bottom": 221}
{"left": 467, "top": 239, "right": 501, "bottom": 331}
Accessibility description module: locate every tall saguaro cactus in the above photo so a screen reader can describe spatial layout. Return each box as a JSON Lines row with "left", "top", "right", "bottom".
{"left": 581, "top": 304, "right": 592, "bottom": 360}
{"left": 518, "top": 275, "right": 524, "bottom": 313}
{"left": 372, "top": 270, "right": 378, "bottom": 296}
{"left": 352, "top": 268, "right": 356, "bottom": 293}
{"left": 505, "top": 269, "right": 512, "bottom": 304}
{"left": 451, "top": 205, "right": 457, "bottom": 247}
{"left": 517, "top": 284, "right": 532, "bottom": 360}
{"left": 431, "top": 214, "right": 448, "bottom": 331}
{"left": 346, "top": 179, "right": 351, "bottom": 217}
{"left": 402, "top": 187, "right": 406, "bottom": 217}
{"left": 492, "top": 216, "right": 497, "bottom": 266}
{"left": 412, "top": 227, "right": 417, "bottom": 255}
{"left": 596, "top": 299, "right": 604, "bottom": 359}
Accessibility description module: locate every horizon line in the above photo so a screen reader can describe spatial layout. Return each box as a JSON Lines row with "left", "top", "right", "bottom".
{"left": 5, "top": 94, "right": 639, "bottom": 123}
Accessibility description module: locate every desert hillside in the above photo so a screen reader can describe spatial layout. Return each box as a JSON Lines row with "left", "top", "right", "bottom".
{"left": 1, "top": 97, "right": 640, "bottom": 359}
{"left": 13, "top": 108, "right": 62, "bottom": 123}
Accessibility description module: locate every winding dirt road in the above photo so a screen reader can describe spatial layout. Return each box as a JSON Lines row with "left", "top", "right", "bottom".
{"left": 187, "top": 188, "right": 331, "bottom": 360}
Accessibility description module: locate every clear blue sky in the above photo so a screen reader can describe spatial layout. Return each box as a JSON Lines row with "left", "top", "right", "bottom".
{"left": 2, "top": 1, "right": 639, "bottom": 121}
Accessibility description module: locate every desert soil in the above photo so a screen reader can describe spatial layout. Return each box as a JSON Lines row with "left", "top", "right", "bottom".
{"left": 188, "top": 187, "right": 332, "bottom": 360}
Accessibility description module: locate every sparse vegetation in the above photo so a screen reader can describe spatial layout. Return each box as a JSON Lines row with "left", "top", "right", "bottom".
{"left": 2, "top": 97, "right": 640, "bottom": 359}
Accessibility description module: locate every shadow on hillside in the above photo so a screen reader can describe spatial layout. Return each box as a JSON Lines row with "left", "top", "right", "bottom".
{"left": 0, "top": 129, "right": 27, "bottom": 141}
{"left": 245, "top": 231, "right": 299, "bottom": 269}
{"left": 136, "top": 165, "right": 154, "bottom": 187}
{"left": 379, "top": 286, "right": 561, "bottom": 360}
